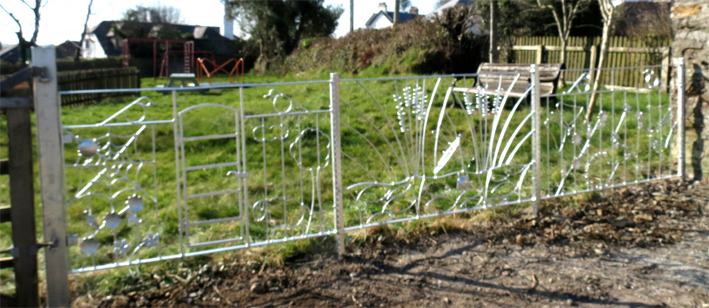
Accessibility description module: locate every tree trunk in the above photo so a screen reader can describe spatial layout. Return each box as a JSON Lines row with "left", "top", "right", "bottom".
{"left": 489, "top": 0, "right": 499, "bottom": 63}
{"left": 17, "top": 34, "right": 29, "bottom": 64}
{"left": 350, "top": 0, "right": 354, "bottom": 32}
{"left": 587, "top": 19, "right": 612, "bottom": 122}
{"left": 394, "top": 0, "right": 400, "bottom": 25}
{"left": 559, "top": 38, "right": 567, "bottom": 87}
{"left": 75, "top": 0, "right": 94, "bottom": 62}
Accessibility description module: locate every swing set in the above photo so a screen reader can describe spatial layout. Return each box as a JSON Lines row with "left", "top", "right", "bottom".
{"left": 121, "top": 38, "right": 244, "bottom": 85}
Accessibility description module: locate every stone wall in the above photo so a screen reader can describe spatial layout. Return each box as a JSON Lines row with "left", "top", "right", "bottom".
{"left": 671, "top": 1, "right": 709, "bottom": 181}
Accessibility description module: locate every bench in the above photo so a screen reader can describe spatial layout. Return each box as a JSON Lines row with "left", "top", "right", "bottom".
{"left": 453, "top": 63, "right": 565, "bottom": 98}
{"left": 156, "top": 73, "right": 208, "bottom": 94}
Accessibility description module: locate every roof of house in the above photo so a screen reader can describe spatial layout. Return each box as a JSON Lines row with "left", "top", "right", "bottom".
{"left": 88, "top": 21, "right": 122, "bottom": 57}
{"left": 87, "top": 20, "right": 228, "bottom": 57}
{"left": 0, "top": 44, "right": 20, "bottom": 62}
{"left": 365, "top": 10, "right": 423, "bottom": 27}
{"left": 56, "top": 41, "right": 80, "bottom": 59}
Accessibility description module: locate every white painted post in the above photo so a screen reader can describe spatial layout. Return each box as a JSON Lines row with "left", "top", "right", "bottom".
{"left": 329, "top": 73, "right": 345, "bottom": 257}
{"left": 33, "top": 46, "right": 71, "bottom": 308}
{"left": 676, "top": 58, "right": 686, "bottom": 182}
{"left": 531, "top": 65, "right": 542, "bottom": 216}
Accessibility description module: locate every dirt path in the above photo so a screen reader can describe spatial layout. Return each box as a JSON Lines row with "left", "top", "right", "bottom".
{"left": 91, "top": 180, "right": 709, "bottom": 308}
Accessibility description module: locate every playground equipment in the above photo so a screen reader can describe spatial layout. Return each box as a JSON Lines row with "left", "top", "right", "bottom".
{"left": 196, "top": 57, "right": 245, "bottom": 84}
{"left": 122, "top": 38, "right": 214, "bottom": 79}
{"left": 158, "top": 50, "right": 215, "bottom": 79}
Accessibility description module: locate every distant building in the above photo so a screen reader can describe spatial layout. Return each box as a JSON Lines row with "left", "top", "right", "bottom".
{"left": 82, "top": 21, "right": 230, "bottom": 59}
{"left": 0, "top": 44, "right": 20, "bottom": 62}
{"left": 56, "top": 41, "right": 81, "bottom": 60}
{"left": 365, "top": 3, "right": 423, "bottom": 29}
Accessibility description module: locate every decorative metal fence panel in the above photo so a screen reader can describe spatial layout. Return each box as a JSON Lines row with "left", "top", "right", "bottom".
{"left": 539, "top": 66, "right": 677, "bottom": 199}
{"left": 338, "top": 75, "right": 536, "bottom": 230}
{"left": 60, "top": 81, "right": 338, "bottom": 273}
{"left": 45, "top": 62, "right": 683, "bottom": 281}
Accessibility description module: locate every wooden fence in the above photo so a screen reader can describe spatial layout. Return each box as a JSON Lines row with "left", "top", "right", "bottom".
{"left": 58, "top": 67, "right": 140, "bottom": 106}
{"left": 505, "top": 36, "right": 672, "bottom": 88}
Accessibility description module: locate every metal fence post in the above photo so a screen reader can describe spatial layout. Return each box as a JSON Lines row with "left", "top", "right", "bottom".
{"left": 676, "top": 57, "right": 686, "bottom": 182}
{"left": 329, "top": 73, "right": 345, "bottom": 257}
{"left": 530, "top": 65, "right": 542, "bottom": 217}
{"left": 33, "top": 46, "right": 71, "bottom": 308}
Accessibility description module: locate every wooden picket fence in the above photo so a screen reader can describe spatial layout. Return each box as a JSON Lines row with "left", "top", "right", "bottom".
{"left": 58, "top": 67, "right": 140, "bottom": 106}
{"left": 506, "top": 36, "right": 672, "bottom": 89}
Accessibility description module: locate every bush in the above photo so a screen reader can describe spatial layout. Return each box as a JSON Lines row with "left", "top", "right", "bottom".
{"left": 281, "top": 13, "right": 485, "bottom": 76}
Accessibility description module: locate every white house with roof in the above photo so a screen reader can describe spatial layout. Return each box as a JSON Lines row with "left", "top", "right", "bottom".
{"left": 364, "top": 1, "right": 483, "bottom": 35}
{"left": 365, "top": 3, "right": 423, "bottom": 29}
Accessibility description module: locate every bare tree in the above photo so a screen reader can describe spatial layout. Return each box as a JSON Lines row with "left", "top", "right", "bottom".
{"left": 123, "top": 5, "right": 183, "bottom": 24}
{"left": 534, "top": 0, "right": 591, "bottom": 85}
{"left": 75, "top": 0, "right": 94, "bottom": 62}
{"left": 587, "top": 0, "right": 616, "bottom": 122}
{"left": 0, "top": 0, "right": 43, "bottom": 63}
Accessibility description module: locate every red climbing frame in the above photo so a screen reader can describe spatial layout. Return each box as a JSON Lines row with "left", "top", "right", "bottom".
{"left": 159, "top": 50, "right": 215, "bottom": 78}
{"left": 196, "top": 57, "right": 245, "bottom": 84}
{"left": 122, "top": 38, "right": 200, "bottom": 79}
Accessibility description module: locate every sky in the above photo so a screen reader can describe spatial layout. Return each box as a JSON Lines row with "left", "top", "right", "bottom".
{"left": 0, "top": 0, "right": 437, "bottom": 48}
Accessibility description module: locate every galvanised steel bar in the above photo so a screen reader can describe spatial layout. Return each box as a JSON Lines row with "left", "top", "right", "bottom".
{"left": 531, "top": 65, "right": 542, "bottom": 217}
{"left": 33, "top": 46, "right": 71, "bottom": 308}
{"left": 239, "top": 86, "right": 251, "bottom": 247}
{"left": 71, "top": 230, "right": 337, "bottom": 273}
{"left": 676, "top": 58, "right": 686, "bottom": 182}
{"left": 173, "top": 89, "right": 184, "bottom": 256}
{"left": 330, "top": 73, "right": 345, "bottom": 257}
{"left": 58, "top": 79, "right": 332, "bottom": 95}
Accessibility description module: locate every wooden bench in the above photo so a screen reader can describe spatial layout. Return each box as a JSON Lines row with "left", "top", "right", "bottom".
{"left": 453, "top": 63, "right": 565, "bottom": 98}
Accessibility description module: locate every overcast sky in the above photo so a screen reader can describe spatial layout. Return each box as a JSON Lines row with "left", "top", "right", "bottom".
{"left": 0, "top": 0, "right": 436, "bottom": 47}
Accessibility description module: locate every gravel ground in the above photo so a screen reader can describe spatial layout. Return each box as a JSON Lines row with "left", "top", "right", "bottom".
{"left": 85, "top": 180, "right": 709, "bottom": 308}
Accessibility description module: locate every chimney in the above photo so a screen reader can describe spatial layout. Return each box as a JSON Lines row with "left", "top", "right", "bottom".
{"left": 378, "top": 2, "right": 387, "bottom": 12}
{"left": 223, "top": 2, "right": 234, "bottom": 39}
{"left": 410, "top": 6, "right": 419, "bottom": 16}
{"left": 223, "top": 20, "right": 234, "bottom": 39}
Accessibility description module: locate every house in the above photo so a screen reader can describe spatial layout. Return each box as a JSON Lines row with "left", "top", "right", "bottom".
{"left": 82, "top": 21, "right": 230, "bottom": 59}
{"left": 365, "top": 3, "right": 423, "bottom": 29}
{"left": 55, "top": 41, "right": 81, "bottom": 60}
{"left": 0, "top": 44, "right": 20, "bottom": 62}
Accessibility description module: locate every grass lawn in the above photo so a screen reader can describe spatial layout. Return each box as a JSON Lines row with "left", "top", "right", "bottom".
{"left": 0, "top": 71, "right": 677, "bottom": 296}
